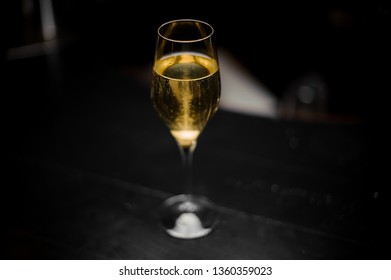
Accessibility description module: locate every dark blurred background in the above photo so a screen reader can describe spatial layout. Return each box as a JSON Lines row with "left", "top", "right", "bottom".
{"left": 4, "top": 0, "right": 390, "bottom": 119}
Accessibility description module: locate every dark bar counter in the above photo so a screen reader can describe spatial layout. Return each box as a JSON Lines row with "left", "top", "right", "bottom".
{"left": 2, "top": 40, "right": 384, "bottom": 260}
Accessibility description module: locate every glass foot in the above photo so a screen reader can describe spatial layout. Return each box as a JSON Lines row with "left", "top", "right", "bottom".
{"left": 160, "top": 194, "right": 218, "bottom": 239}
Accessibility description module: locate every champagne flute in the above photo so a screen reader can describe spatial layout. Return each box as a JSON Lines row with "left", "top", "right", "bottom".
{"left": 151, "top": 19, "right": 221, "bottom": 239}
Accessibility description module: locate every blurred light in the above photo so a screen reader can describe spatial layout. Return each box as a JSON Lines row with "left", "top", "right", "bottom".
{"left": 39, "top": 0, "right": 57, "bottom": 41}
{"left": 218, "top": 49, "right": 278, "bottom": 118}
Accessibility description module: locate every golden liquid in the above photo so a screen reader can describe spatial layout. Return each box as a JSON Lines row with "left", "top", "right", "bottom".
{"left": 151, "top": 53, "right": 221, "bottom": 148}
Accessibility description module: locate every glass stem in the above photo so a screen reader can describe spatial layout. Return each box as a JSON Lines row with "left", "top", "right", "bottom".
{"left": 179, "top": 142, "right": 197, "bottom": 195}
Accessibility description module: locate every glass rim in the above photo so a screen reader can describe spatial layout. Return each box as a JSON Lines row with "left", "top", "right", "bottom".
{"left": 157, "top": 19, "right": 214, "bottom": 43}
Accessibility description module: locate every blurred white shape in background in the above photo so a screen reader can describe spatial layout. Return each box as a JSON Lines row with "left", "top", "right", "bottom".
{"left": 40, "top": 0, "right": 57, "bottom": 41}
{"left": 7, "top": 0, "right": 59, "bottom": 60}
{"left": 218, "top": 48, "right": 278, "bottom": 118}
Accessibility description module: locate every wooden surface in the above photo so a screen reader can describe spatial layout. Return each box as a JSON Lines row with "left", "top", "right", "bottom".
{"left": 2, "top": 42, "right": 385, "bottom": 260}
